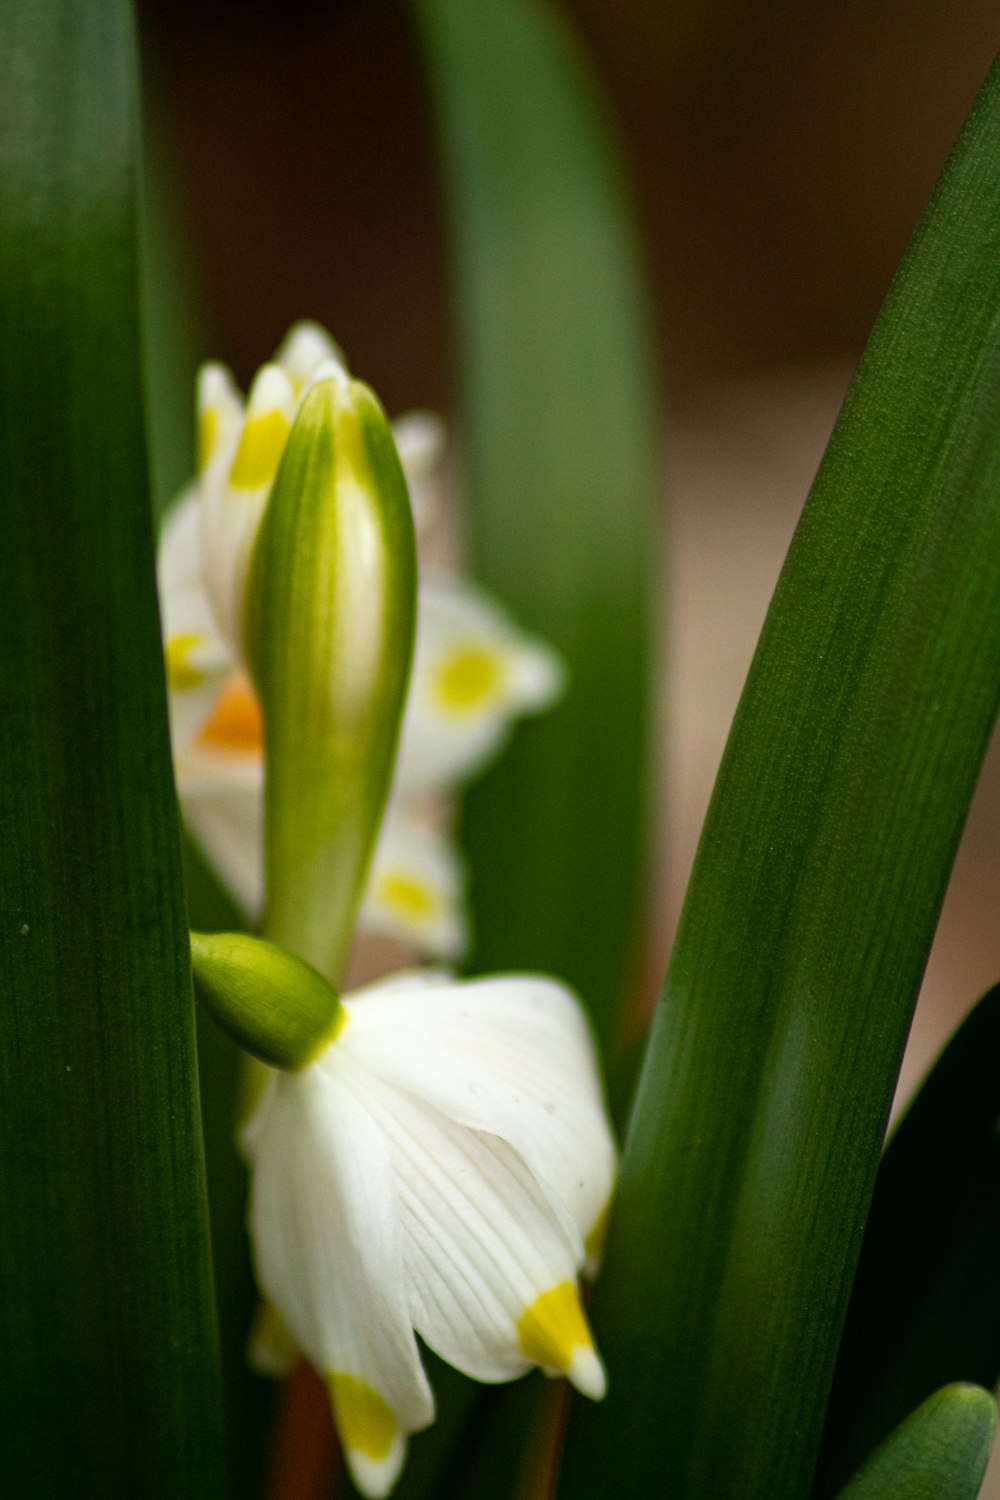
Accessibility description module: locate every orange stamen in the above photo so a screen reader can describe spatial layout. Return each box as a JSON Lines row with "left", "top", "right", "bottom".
{"left": 197, "top": 672, "right": 264, "bottom": 754}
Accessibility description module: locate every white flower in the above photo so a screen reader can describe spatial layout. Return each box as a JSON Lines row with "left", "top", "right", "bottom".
{"left": 396, "top": 572, "right": 564, "bottom": 798}
{"left": 159, "top": 323, "right": 563, "bottom": 957}
{"left": 242, "top": 969, "right": 616, "bottom": 1498}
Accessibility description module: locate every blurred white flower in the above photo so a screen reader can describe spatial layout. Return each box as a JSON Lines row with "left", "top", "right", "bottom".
{"left": 158, "top": 322, "right": 563, "bottom": 958}
{"left": 242, "top": 968, "right": 615, "bottom": 1498}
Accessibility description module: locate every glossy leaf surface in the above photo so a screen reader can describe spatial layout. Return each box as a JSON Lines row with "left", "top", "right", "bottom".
{"left": 818, "top": 982, "right": 1000, "bottom": 1492}
{"left": 560, "top": 51, "right": 1000, "bottom": 1500}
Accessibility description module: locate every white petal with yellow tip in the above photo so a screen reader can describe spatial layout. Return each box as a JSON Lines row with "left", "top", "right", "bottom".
{"left": 197, "top": 362, "right": 244, "bottom": 477}
{"left": 360, "top": 808, "right": 468, "bottom": 959}
{"left": 396, "top": 573, "right": 565, "bottom": 796}
{"left": 242, "top": 970, "right": 613, "bottom": 1496}
{"left": 200, "top": 361, "right": 296, "bottom": 657}
{"left": 157, "top": 489, "right": 233, "bottom": 752}
{"left": 244, "top": 1046, "right": 434, "bottom": 1499}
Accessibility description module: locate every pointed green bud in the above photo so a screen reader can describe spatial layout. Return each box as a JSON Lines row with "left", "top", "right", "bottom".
{"left": 190, "top": 931, "right": 343, "bottom": 1070}
{"left": 245, "top": 369, "right": 417, "bottom": 981}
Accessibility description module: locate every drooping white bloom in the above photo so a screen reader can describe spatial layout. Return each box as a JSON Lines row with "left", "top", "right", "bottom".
{"left": 242, "top": 969, "right": 616, "bottom": 1498}
{"left": 159, "top": 323, "right": 563, "bottom": 957}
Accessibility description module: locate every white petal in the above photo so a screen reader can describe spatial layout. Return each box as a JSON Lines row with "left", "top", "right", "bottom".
{"left": 340, "top": 983, "right": 608, "bottom": 1395}
{"left": 182, "top": 778, "right": 263, "bottom": 918}
{"left": 244, "top": 1059, "right": 434, "bottom": 1496}
{"left": 394, "top": 573, "right": 565, "bottom": 797}
{"left": 157, "top": 489, "right": 233, "bottom": 754}
{"left": 391, "top": 411, "right": 446, "bottom": 533}
{"left": 359, "top": 807, "right": 468, "bottom": 959}
{"left": 347, "top": 975, "right": 616, "bottom": 1269}
{"left": 200, "top": 362, "right": 296, "bottom": 658}
{"left": 275, "top": 320, "right": 348, "bottom": 395}
{"left": 197, "top": 361, "right": 244, "bottom": 476}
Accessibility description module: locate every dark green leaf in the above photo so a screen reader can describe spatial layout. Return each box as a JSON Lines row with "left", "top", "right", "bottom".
{"left": 834, "top": 1385, "right": 996, "bottom": 1500}
{"left": 560, "top": 51, "right": 1000, "bottom": 1500}
{"left": 818, "top": 982, "right": 1000, "bottom": 1492}
{"left": 139, "top": 103, "right": 206, "bottom": 517}
{"left": 414, "top": 0, "right": 660, "bottom": 1052}
{"left": 0, "top": 2, "right": 225, "bottom": 1494}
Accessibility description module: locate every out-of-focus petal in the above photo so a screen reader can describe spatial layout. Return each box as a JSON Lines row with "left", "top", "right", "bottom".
{"left": 183, "top": 780, "right": 263, "bottom": 919}
{"left": 395, "top": 572, "right": 565, "bottom": 796}
{"left": 391, "top": 411, "right": 447, "bottom": 533}
{"left": 275, "top": 320, "right": 349, "bottom": 396}
{"left": 359, "top": 807, "right": 468, "bottom": 960}
{"left": 197, "top": 361, "right": 244, "bottom": 477}
{"left": 158, "top": 488, "right": 233, "bottom": 753}
{"left": 200, "top": 362, "right": 296, "bottom": 658}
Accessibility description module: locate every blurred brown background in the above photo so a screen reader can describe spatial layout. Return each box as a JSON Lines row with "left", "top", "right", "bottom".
{"left": 141, "top": 0, "right": 1000, "bottom": 397}
{"left": 141, "top": 2, "right": 1000, "bottom": 1474}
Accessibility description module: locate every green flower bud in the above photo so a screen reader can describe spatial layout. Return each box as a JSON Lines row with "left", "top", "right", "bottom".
{"left": 245, "top": 369, "right": 417, "bottom": 981}
{"left": 190, "top": 931, "right": 342, "bottom": 1070}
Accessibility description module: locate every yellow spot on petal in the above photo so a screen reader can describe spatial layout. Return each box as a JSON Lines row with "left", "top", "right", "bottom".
{"left": 328, "top": 1373, "right": 397, "bottom": 1461}
{"left": 584, "top": 1202, "right": 610, "bottom": 1270}
{"left": 197, "top": 672, "right": 264, "bottom": 753}
{"left": 198, "top": 405, "right": 219, "bottom": 473}
{"left": 229, "top": 408, "right": 291, "bottom": 490}
{"left": 165, "top": 632, "right": 209, "bottom": 692}
{"left": 375, "top": 871, "right": 439, "bottom": 925}
{"left": 517, "top": 1281, "right": 594, "bottom": 1374}
{"left": 434, "top": 645, "right": 506, "bottom": 715}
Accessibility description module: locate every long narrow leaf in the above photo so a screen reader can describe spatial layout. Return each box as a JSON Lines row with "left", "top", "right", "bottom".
{"left": 413, "top": 0, "right": 660, "bottom": 1051}
{"left": 834, "top": 1385, "right": 996, "bottom": 1500}
{"left": 560, "top": 52, "right": 1000, "bottom": 1500}
{"left": 818, "top": 982, "right": 1000, "bottom": 1492}
{"left": 0, "top": 2, "right": 225, "bottom": 1494}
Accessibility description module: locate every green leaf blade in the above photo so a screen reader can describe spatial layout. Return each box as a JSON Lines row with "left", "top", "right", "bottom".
{"left": 0, "top": 3, "right": 225, "bottom": 1494}
{"left": 560, "top": 52, "right": 1000, "bottom": 1500}
{"left": 834, "top": 1385, "right": 996, "bottom": 1500}
{"left": 415, "top": 0, "right": 660, "bottom": 1050}
{"left": 819, "top": 982, "right": 1000, "bottom": 1491}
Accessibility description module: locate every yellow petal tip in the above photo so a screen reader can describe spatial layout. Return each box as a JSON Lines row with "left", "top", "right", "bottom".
{"left": 328, "top": 1373, "right": 405, "bottom": 1498}
{"left": 516, "top": 1281, "right": 604, "bottom": 1397}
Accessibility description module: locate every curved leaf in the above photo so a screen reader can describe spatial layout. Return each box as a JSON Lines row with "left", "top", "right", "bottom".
{"left": 818, "top": 982, "right": 1000, "bottom": 1491}
{"left": 834, "top": 1385, "right": 996, "bottom": 1500}
{"left": 414, "top": 0, "right": 660, "bottom": 1051}
{"left": 560, "top": 50, "right": 1000, "bottom": 1500}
